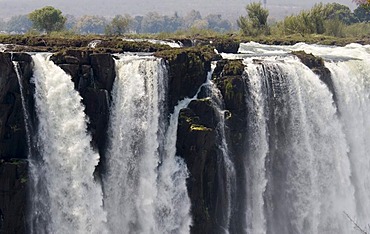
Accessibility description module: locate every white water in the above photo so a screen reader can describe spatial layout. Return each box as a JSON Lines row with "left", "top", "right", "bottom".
{"left": 31, "top": 53, "right": 107, "bottom": 234}
{"left": 104, "top": 55, "right": 192, "bottom": 234}
{"left": 0, "top": 44, "right": 6, "bottom": 52}
{"left": 243, "top": 62, "right": 269, "bottom": 234}
{"left": 240, "top": 56, "right": 357, "bottom": 234}
{"left": 221, "top": 43, "right": 370, "bottom": 233}
{"left": 322, "top": 46, "right": 370, "bottom": 228}
{"left": 88, "top": 40, "right": 102, "bottom": 48}
{"left": 328, "top": 61, "right": 370, "bottom": 225}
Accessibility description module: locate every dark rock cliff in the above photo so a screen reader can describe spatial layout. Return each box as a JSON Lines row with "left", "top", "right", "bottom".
{"left": 0, "top": 160, "right": 27, "bottom": 234}
{"left": 213, "top": 59, "right": 249, "bottom": 233}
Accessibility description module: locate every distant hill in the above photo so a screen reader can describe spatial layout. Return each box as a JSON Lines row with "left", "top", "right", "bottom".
{"left": 0, "top": 0, "right": 356, "bottom": 20}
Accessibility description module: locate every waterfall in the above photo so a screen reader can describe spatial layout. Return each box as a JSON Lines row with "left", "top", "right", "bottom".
{"left": 104, "top": 55, "right": 192, "bottom": 234}
{"left": 241, "top": 56, "right": 357, "bottom": 234}
{"left": 30, "top": 53, "right": 107, "bottom": 234}
{"left": 19, "top": 43, "right": 370, "bottom": 234}
{"left": 243, "top": 62, "right": 269, "bottom": 234}
{"left": 322, "top": 45, "right": 370, "bottom": 228}
{"left": 328, "top": 60, "right": 370, "bottom": 225}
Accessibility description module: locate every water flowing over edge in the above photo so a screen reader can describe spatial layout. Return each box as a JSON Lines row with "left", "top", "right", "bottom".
{"left": 104, "top": 55, "right": 192, "bottom": 234}
{"left": 30, "top": 53, "right": 107, "bottom": 234}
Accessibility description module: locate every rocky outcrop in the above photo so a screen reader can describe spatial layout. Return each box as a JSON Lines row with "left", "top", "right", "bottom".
{"left": 175, "top": 59, "right": 249, "bottom": 234}
{"left": 155, "top": 47, "right": 215, "bottom": 112}
{"left": 213, "top": 38, "right": 240, "bottom": 53}
{"left": 176, "top": 98, "right": 219, "bottom": 234}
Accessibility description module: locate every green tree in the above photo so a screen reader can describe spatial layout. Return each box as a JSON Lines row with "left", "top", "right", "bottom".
{"left": 237, "top": 2, "right": 270, "bottom": 36}
{"left": 282, "top": 3, "right": 354, "bottom": 36}
{"left": 74, "top": 15, "right": 107, "bottom": 34}
{"left": 29, "top": 6, "right": 66, "bottom": 33}
{"left": 105, "top": 15, "right": 132, "bottom": 35}
{"left": 354, "top": 4, "right": 370, "bottom": 22}
{"left": 323, "top": 3, "right": 357, "bottom": 24}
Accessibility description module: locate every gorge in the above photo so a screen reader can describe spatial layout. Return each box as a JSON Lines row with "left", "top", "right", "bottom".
{"left": 0, "top": 39, "right": 369, "bottom": 234}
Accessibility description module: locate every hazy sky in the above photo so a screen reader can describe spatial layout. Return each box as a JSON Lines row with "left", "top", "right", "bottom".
{"left": 0, "top": 0, "right": 356, "bottom": 20}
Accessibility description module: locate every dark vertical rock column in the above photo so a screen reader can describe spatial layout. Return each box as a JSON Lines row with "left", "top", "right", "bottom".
{"left": 214, "top": 59, "right": 249, "bottom": 233}
{"left": 0, "top": 52, "right": 33, "bottom": 234}
{"left": 176, "top": 99, "right": 220, "bottom": 234}
{"left": 0, "top": 53, "right": 28, "bottom": 160}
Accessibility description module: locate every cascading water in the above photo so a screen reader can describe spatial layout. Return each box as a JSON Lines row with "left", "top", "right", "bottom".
{"left": 103, "top": 55, "right": 192, "bottom": 234}
{"left": 218, "top": 43, "right": 370, "bottom": 233}
{"left": 319, "top": 45, "right": 370, "bottom": 229}
{"left": 19, "top": 42, "right": 370, "bottom": 234}
{"left": 243, "top": 62, "right": 269, "bottom": 234}
{"left": 238, "top": 55, "right": 358, "bottom": 234}
{"left": 30, "top": 53, "right": 107, "bottom": 234}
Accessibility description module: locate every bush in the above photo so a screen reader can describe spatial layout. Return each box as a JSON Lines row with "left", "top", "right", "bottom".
{"left": 324, "top": 19, "right": 345, "bottom": 37}
{"left": 343, "top": 22, "right": 370, "bottom": 37}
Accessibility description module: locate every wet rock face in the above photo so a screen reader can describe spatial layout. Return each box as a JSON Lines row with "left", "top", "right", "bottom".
{"left": 176, "top": 99, "right": 219, "bottom": 234}
{"left": 214, "top": 59, "right": 249, "bottom": 233}
{"left": 155, "top": 47, "right": 214, "bottom": 112}
{"left": 0, "top": 53, "right": 32, "bottom": 234}
{"left": 0, "top": 53, "right": 33, "bottom": 160}
{"left": 0, "top": 160, "right": 28, "bottom": 234}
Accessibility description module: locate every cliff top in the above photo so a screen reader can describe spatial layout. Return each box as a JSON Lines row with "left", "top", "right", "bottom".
{"left": 0, "top": 34, "right": 369, "bottom": 54}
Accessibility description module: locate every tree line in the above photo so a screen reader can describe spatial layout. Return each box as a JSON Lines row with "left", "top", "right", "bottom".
{"left": 0, "top": 2, "right": 368, "bottom": 37}
{"left": 0, "top": 7, "right": 234, "bottom": 35}
{"left": 238, "top": 1, "right": 370, "bottom": 37}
